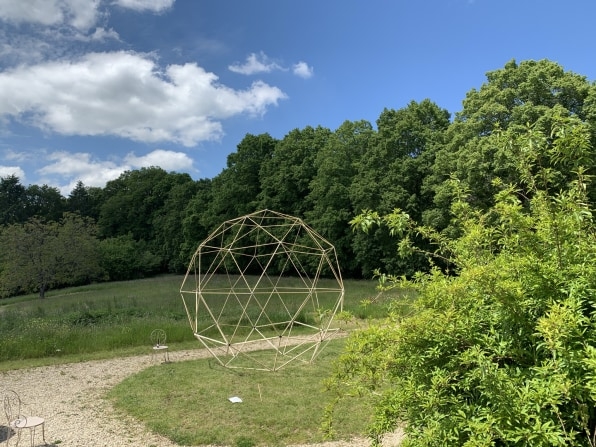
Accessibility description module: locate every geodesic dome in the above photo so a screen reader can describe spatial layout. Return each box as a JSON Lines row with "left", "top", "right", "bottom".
{"left": 179, "top": 209, "right": 344, "bottom": 371}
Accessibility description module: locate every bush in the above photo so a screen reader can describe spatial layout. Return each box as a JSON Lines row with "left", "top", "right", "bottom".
{"left": 99, "top": 234, "right": 161, "bottom": 281}
{"left": 325, "top": 117, "right": 596, "bottom": 445}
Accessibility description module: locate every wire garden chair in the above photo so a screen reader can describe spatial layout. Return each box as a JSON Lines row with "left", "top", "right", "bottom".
{"left": 2, "top": 390, "right": 46, "bottom": 447}
{"left": 150, "top": 329, "right": 170, "bottom": 363}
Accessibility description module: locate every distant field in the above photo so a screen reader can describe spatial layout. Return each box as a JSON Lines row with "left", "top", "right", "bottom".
{"left": 0, "top": 274, "right": 413, "bottom": 369}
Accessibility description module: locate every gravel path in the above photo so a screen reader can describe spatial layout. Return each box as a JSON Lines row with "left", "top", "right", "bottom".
{"left": 0, "top": 344, "right": 404, "bottom": 447}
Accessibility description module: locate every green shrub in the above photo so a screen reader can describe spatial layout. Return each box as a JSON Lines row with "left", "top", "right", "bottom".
{"left": 326, "top": 117, "right": 596, "bottom": 445}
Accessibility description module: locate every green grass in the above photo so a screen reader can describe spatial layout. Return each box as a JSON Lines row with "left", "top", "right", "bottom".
{"left": 0, "top": 275, "right": 417, "bottom": 445}
{"left": 0, "top": 274, "right": 416, "bottom": 370}
{"left": 108, "top": 338, "right": 374, "bottom": 447}
{"left": 0, "top": 275, "right": 192, "bottom": 367}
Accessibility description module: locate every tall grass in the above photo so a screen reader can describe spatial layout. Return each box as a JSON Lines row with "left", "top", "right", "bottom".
{"left": 0, "top": 275, "right": 415, "bottom": 366}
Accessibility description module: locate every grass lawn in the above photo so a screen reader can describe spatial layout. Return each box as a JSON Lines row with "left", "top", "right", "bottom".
{"left": 108, "top": 338, "right": 374, "bottom": 447}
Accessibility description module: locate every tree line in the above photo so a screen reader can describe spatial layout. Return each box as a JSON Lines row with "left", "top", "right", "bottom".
{"left": 2, "top": 58, "right": 596, "bottom": 298}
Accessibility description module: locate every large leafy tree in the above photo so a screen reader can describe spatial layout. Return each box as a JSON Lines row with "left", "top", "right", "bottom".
{"left": 349, "top": 100, "right": 450, "bottom": 276}
{"left": 325, "top": 117, "right": 596, "bottom": 445}
{"left": 306, "top": 120, "right": 374, "bottom": 276}
{"left": 0, "top": 175, "right": 27, "bottom": 225}
{"left": 201, "top": 133, "right": 277, "bottom": 231}
{"left": 0, "top": 214, "right": 103, "bottom": 298}
{"left": 258, "top": 125, "right": 332, "bottom": 217}
{"left": 98, "top": 167, "right": 195, "bottom": 271}
{"left": 152, "top": 177, "right": 200, "bottom": 272}
{"left": 180, "top": 178, "right": 214, "bottom": 265}
{"left": 99, "top": 167, "right": 171, "bottom": 240}
{"left": 425, "top": 59, "right": 595, "bottom": 230}
{"left": 98, "top": 234, "right": 161, "bottom": 281}
{"left": 67, "top": 180, "right": 102, "bottom": 220}
{"left": 25, "top": 184, "right": 65, "bottom": 221}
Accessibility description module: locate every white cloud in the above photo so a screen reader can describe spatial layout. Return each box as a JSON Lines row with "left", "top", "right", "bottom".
{"left": 293, "top": 61, "right": 314, "bottom": 79}
{"left": 38, "top": 151, "right": 122, "bottom": 186}
{"left": 2, "top": 149, "right": 31, "bottom": 162}
{"left": 0, "top": 51, "right": 287, "bottom": 146}
{"left": 229, "top": 52, "right": 284, "bottom": 75}
{"left": 230, "top": 52, "right": 314, "bottom": 79}
{"left": 36, "top": 149, "right": 194, "bottom": 195}
{"left": 87, "top": 27, "right": 120, "bottom": 42}
{"left": 124, "top": 149, "right": 193, "bottom": 171}
{"left": 0, "top": 0, "right": 102, "bottom": 31}
{"left": 0, "top": 165, "right": 25, "bottom": 180}
{"left": 113, "top": 0, "right": 175, "bottom": 13}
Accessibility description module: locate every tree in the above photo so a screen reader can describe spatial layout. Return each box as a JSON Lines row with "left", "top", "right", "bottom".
{"left": 152, "top": 176, "right": 200, "bottom": 272}
{"left": 325, "top": 117, "right": 596, "bottom": 446}
{"left": 180, "top": 178, "right": 214, "bottom": 264}
{"left": 349, "top": 100, "right": 450, "bottom": 276}
{"left": 306, "top": 120, "right": 374, "bottom": 276}
{"left": 221, "top": 133, "right": 277, "bottom": 215}
{"left": 201, "top": 133, "right": 277, "bottom": 231}
{"left": 258, "top": 125, "right": 332, "bottom": 217}
{"left": 67, "top": 180, "right": 102, "bottom": 220}
{"left": 25, "top": 184, "right": 65, "bottom": 221}
{"left": 0, "top": 175, "right": 27, "bottom": 225}
{"left": 98, "top": 167, "right": 194, "bottom": 272}
{"left": 424, "top": 59, "right": 595, "bottom": 231}
{"left": 98, "top": 167, "right": 170, "bottom": 240}
{"left": 0, "top": 214, "right": 103, "bottom": 299}
{"left": 98, "top": 234, "right": 161, "bottom": 281}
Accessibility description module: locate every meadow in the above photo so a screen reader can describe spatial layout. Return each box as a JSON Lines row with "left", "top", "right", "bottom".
{"left": 0, "top": 274, "right": 408, "bottom": 369}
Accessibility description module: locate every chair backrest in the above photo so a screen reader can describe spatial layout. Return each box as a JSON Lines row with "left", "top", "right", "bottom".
{"left": 3, "top": 390, "right": 21, "bottom": 424}
{"left": 150, "top": 329, "right": 167, "bottom": 346}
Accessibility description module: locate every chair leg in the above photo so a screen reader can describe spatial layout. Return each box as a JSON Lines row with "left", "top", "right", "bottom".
{"left": 40, "top": 422, "right": 46, "bottom": 445}
{"left": 9, "top": 428, "right": 21, "bottom": 447}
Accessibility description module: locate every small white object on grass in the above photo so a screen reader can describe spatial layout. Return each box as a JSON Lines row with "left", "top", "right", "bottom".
{"left": 228, "top": 396, "right": 243, "bottom": 403}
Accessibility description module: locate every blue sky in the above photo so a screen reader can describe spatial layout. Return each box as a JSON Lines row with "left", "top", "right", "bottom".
{"left": 0, "top": 0, "right": 595, "bottom": 195}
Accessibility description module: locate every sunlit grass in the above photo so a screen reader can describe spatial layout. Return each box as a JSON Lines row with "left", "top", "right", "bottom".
{"left": 0, "top": 275, "right": 416, "bottom": 444}
{"left": 0, "top": 274, "right": 416, "bottom": 369}
{"left": 108, "top": 338, "right": 374, "bottom": 447}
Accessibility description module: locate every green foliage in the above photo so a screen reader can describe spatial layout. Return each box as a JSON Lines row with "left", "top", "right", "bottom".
{"left": 0, "top": 213, "right": 104, "bottom": 298}
{"left": 97, "top": 167, "right": 197, "bottom": 271}
{"left": 306, "top": 120, "right": 374, "bottom": 276}
{"left": 180, "top": 178, "right": 213, "bottom": 263}
{"left": 326, "top": 118, "right": 596, "bottom": 446}
{"left": 67, "top": 180, "right": 102, "bottom": 219}
{"left": 258, "top": 125, "right": 332, "bottom": 216}
{"left": 98, "top": 234, "right": 161, "bottom": 281}
{"left": 0, "top": 175, "right": 28, "bottom": 225}
{"left": 424, "top": 59, "right": 596, "bottom": 234}
{"left": 349, "top": 100, "right": 450, "bottom": 277}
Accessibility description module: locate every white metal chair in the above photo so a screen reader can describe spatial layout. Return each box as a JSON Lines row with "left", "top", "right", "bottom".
{"left": 150, "top": 329, "right": 170, "bottom": 363}
{"left": 2, "top": 390, "right": 46, "bottom": 447}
